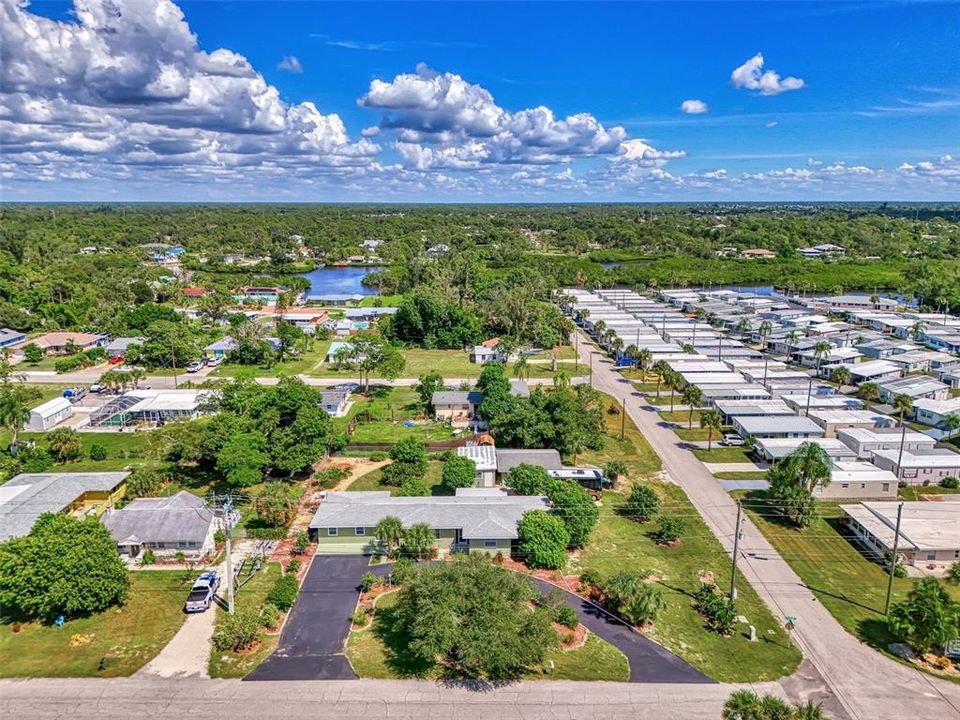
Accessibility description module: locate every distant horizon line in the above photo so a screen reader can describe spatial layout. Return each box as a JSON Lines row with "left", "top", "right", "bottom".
{"left": 3, "top": 200, "right": 960, "bottom": 207}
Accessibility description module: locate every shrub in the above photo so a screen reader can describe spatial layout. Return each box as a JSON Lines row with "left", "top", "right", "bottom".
{"left": 653, "top": 515, "right": 685, "bottom": 545}
{"left": 293, "top": 531, "right": 311, "bottom": 554}
{"left": 360, "top": 571, "right": 381, "bottom": 592}
{"left": 578, "top": 568, "right": 602, "bottom": 591}
{"left": 622, "top": 483, "right": 659, "bottom": 522}
{"left": 287, "top": 559, "right": 301, "bottom": 574}
{"left": 19, "top": 447, "right": 53, "bottom": 473}
{"left": 141, "top": 548, "right": 156, "bottom": 565}
{"left": 554, "top": 605, "right": 578, "bottom": 629}
{"left": 245, "top": 527, "right": 288, "bottom": 540}
{"left": 351, "top": 609, "right": 369, "bottom": 627}
{"left": 693, "top": 582, "right": 737, "bottom": 635}
{"left": 518, "top": 510, "right": 570, "bottom": 569}
{"left": 126, "top": 468, "right": 169, "bottom": 499}
{"left": 397, "top": 476, "right": 429, "bottom": 496}
{"left": 440, "top": 454, "right": 477, "bottom": 491}
{"left": 368, "top": 451, "right": 388, "bottom": 462}
{"left": 314, "top": 466, "right": 351, "bottom": 489}
{"left": 213, "top": 529, "right": 226, "bottom": 545}
{"left": 258, "top": 603, "right": 281, "bottom": 629}
{"left": 255, "top": 482, "right": 296, "bottom": 527}
{"left": 266, "top": 574, "right": 300, "bottom": 611}
{"left": 88, "top": 444, "right": 108, "bottom": 461}
{"left": 391, "top": 557, "right": 413, "bottom": 585}
{"left": 213, "top": 608, "right": 260, "bottom": 652}
{"left": 941, "top": 476, "right": 959, "bottom": 489}
{"left": 947, "top": 562, "right": 960, "bottom": 585}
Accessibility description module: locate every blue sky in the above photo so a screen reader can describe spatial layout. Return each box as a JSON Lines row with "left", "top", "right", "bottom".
{"left": 2, "top": 0, "right": 959, "bottom": 201}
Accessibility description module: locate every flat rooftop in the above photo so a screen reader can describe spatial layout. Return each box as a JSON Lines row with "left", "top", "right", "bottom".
{"left": 841, "top": 501, "right": 960, "bottom": 551}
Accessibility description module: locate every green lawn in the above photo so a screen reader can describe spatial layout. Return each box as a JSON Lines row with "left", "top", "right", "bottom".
{"left": 208, "top": 562, "right": 283, "bottom": 679}
{"left": 898, "top": 485, "right": 960, "bottom": 501}
{"left": 337, "top": 386, "right": 461, "bottom": 444}
{"left": 212, "top": 346, "right": 328, "bottom": 379}
{"left": 578, "top": 487, "right": 802, "bottom": 682}
{"left": 659, "top": 409, "right": 703, "bottom": 425}
{"left": 346, "top": 461, "right": 448, "bottom": 495}
{"left": 15, "top": 430, "right": 158, "bottom": 472}
{"left": 580, "top": 393, "right": 662, "bottom": 479}
{"left": 309, "top": 347, "right": 580, "bottom": 380}
{"left": 0, "top": 571, "right": 188, "bottom": 678}
{"left": 714, "top": 471, "right": 769, "bottom": 481}
{"left": 674, "top": 427, "right": 715, "bottom": 442}
{"left": 346, "top": 591, "right": 629, "bottom": 681}
{"left": 693, "top": 447, "right": 754, "bottom": 464}
{"left": 739, "top": 494, "right": 960, "bottom": 663}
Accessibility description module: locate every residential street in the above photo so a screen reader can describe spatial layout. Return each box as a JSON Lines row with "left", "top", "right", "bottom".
{"left": 575, "top": 331, "right": 960, "bottom": 720}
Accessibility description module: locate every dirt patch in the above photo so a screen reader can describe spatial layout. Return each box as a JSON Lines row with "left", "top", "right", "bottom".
{"left": 554, "top": 622, "right": 588, "bottom": 651}
{"left": 325, "top": 457, "right": 391, "bottom": 491}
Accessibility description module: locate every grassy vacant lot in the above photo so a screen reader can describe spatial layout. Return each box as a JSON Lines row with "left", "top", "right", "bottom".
{"left": 337, "top": 386, "right": 461, "bottom": 445}
{"left": 580, "top": 393, "right": 662, "bottom": 479}
{"left": 579, "top": 486, "right": 801, "bottom": 682}
{"left": 0, "top": 571, "right": 187, "bottom": 678}
{"left": 714, "top": 471, "right": 769, "bottom": 480}
{"left": 346, "top": 461, "right": 447, "bottom": 495}
{"left": 898, "top": 485, "right": 960, "bottom": 501}
{"left": 208, "top": 562, "right": 283, "bottom": 679}
{"left": 346, "top": 591, "right": 629, "bottom": 681}
{"left": 16, "top": 430, "right": 157, "bottom": 472}
{"left": 692, "top": 447, "right": 754, "bottom": 464}
{"left": 740, "top": 494, "right": 960, "bottom": 659}
{"left": 212, "top": 346, "right": 328, "bottom": 379}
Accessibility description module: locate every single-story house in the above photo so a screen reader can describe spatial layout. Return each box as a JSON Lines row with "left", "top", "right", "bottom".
{"left": 755, "top": 438, "right": 858, "bottom": 463}
{"left": 935, "top": 364, "right": 960, "bottom": 389}
{"left": 319, "top": 388, "right": 351, "bottom": 417}
{"left": 17, "top": 331, "right": 107, "bottom": 356}
{"left": 432, "top": 390, "right": 484, "bottom": 427}
{"left": 495, "top": 448, "right": 563, "bottom": 477}
{"left": 25, "top": 396, "right": 74, "bottom": 431}
{"left": 807, "top": 409, "right": 896, "bottom": 439}
{"left": 204, "top": 337, "right": 239, "bottom": 359}
{"left": 876, "top": 375, "right": 950, "bottom": 404}
{"left": 813, "top": 462, "right": 898, "bottom": 501}
{"left": 333, "top": 319, "right": 355, "bottom": 337}
{"left": 304, "top": 293, "right": 364, "bottom": 306}
{"left": 913, "top": 396, "right": 960, "bottom": 428}
{"left": 101, "top": 491, "right": 220, "bottom": 560}
{"left": 836, "top": 427, "right": 937, "bottom": 459}
{"left": 781, "top": 393, "right": 864, "bottom": 415}
{"left": 456, "top": 445, "right": 498, "bottom": 487}
{"left": 325, "top": 341, "right": 355, "bottom": 363}
{"left": 732, "top": 415, "right": 825, "bottom": 440}
{"left": 848, "top": 360, "right": 903, "bottom": 385}
{"left": 181, "top": 286, "right": 206, "bottom": 298}
{"left": 89, "top": 389, "right": 207, "bottom": 427}
{"left": 308, "top": 488, "right": 549, "bottom": 555}
{"left": 712, "top": 400, "right": 795, "bottom": 423}
{"left": 0, "top": 328, "right": 26, "bottom": 348}
{"left": 104, "top": 336, "right": 145, "bottom": 360}
{"left": 470, "top": 337, "right": 507, "bottom": 365}
{"left": 841, "top": 501, "right": 960, "bottom": 568}
{"left": 871, "top": 448, "right": 960, "bottom": 485}
{"left": 344, "top": 307, "right": 398, "bottom": 322}
{"left": 0, "top": 471, "right": 129, "bottom": 542}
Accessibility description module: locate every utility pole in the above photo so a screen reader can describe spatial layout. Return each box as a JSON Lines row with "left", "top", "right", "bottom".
{"left": 620, "top": 396, "right": 626, "bottom": 440}
{"left": 884, "top": 502, "right": 905, "bottom": 615}
{"left": 894, "top": 412, "right": 909, "bottom": 480}
{"left": 730, "top": 500, "right": 743, "bottom": 601}
{"left": 589, "top": 352, "right": 594, "bottom": 388}
{"left": 208, "top": 493, "right": 245, "bottom": 614}
{"left": 574, "top": 331, "right": 579, "bottom": 372}
{"left": 804, "top": 375, "right": 813, "bottom": 416}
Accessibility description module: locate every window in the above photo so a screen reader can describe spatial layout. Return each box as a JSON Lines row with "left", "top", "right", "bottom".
{"left": 882, "top": 484, "right": 890, "bottom": 492}
{"left": 328, "top": 528, "right": 338, "bottom": 537}
{"left": 355, "top": 527, "right": 365, "bottom": 536}
{"left": 483, "top": 539, "right": 497, "bottom": 548}
{"left": 434, "top": 529, "right": 441, "bottom": 539}
{"left": 156, "top": 542, "right": 165, "bottom": 549}
{"left": 841, "top": 483, "right": 849, "bottom": 489}
{"left": 178, "top": 541, "right": 188, "bottom": 548}
{"left": 927, "top": 553, "right": 937, "bottom": 561}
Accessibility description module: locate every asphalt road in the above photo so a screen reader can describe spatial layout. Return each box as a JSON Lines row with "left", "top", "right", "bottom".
{"left": 577, "top": 331, "right": 960, "bottom": 720}
{"left": 245, "top": 555, "right": 371, "bottom": 681}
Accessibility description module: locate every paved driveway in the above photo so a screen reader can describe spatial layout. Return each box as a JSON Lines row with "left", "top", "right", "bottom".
{"left": 245, "top": 555, "right": 371, "bottom": 681}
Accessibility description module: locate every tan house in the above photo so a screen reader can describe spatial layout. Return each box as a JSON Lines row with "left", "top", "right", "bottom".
{"left": 17, "top": 331, "right": 106, "bottom": 356}
{"left": 741, "top": 248, "right": 777, "bottom": 259}
{"left": 432, "top": 390, "right": 484, "bottom": 427}
{"left": 841, "top": 501, "right": 960, "bottom": 568}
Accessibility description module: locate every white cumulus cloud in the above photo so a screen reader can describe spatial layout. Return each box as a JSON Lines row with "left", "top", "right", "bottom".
{"left": 680, "top": 99, "right": 708, "bottom": 114}
{"left": 277, "top": 56, "right": 304, "bottom": 74}
{"left": 731, "top": 53, "right": 805, "bottom": 96}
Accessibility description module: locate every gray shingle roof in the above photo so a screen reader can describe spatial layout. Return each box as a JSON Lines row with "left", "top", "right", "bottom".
{"left": 432, "top": 390, "right": 483, "bottom": 406}
{"left": 0, "top": 472, "right": 130, "bottom": 541}
{"left": 309, "top": 489, "right": 548, "bottom": 540}
{"left": 495, "top": 449, "right": 563, "bottom": 474}
{"left": 101, "top": 491, "right": 216, "bottom": 545}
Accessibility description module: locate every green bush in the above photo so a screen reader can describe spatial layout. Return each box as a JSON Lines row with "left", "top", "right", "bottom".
{"left": 287, "top": 559, "right": 301, "bottom": 574}
{"left": 245, "top": 527, "right": 288, "bottom": 540}
{"left": 213, "top": 529, "right": 226, "bottom": 545}
{"left": 554, "top": 605, "right": 578, "bottom": 629}
{"left": 693, "top": 582, "right": 737, "bottom": 635}
{"left": 258, "top": 602, "right": 281, "bottom": 629}
{"left": 88, "top": 444, "right": 108, "bottom": 461}
{"left": 941, "top": 476, "right": 959, "bottom": 489}
{"left": 351, "top": 609, "right": 369, "bottom": 627}
{"left": 653, "top": 515, "right": 685, "bottom": 545}
{"left": 141, "top": 548, "right": 156, "bottom": 565}
{"left": 360, "top": 571, "right": 381, "bottom": 592}
{"left": 578, "top": 568, "right": 602, "bottom": 589}
{"left": 293, "top": 531, "right": 311, "bottom": 554}
{"left": 622, "top": 483, "right": 660, "bottom": 522}
{"left": 517, "top": 510, "right": 570, "bottom": 569}
{"left": 266, "top": 574, "right": 300, "bottom": 611}
{"left": 368, "top": 451, "right": 388, "bottom": 462}
{"left": 391, "top": 557, "right": 413, "bottom": 585}
{"left": 213, "top": 608, "right": 260, "bottom": 651}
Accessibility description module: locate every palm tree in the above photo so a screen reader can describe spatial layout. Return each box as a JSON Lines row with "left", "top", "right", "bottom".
{"left": 785, "top": 329, "right": 800, "bottom": 349}
{"left": 552, "top": 370, "right": 570, "bottom": 389}
{"left": 623, "top": 344, "right": 638, "bottom": 368}
{"left": 699, "top": 408, "right": 723, "bottom": 451}
{"left": 593, "top": 320, "right": 606, "bottom": 338}
{"left": 909, "top": 320, "right": 925, "bottom": 341}
{"left": 893, "top": 393, "right": 915, "bottom": 479}
{"left": 603, "top": 328, "right": 617, "bottom": 348}
{"left": 735, "top": 316, "right": 753, "bottom": 339}
{"left": 636, "top": 348, "right": 652, "bottom": 379}
{"left": 786, "top": 441, "right": 833, "bottom": 493}
{"left": 792, "top": 700, "right": 828, "bottom": 720}
{"left": 0, "top": 387, "right": 35, "bottom": 447}
{"left": 682, "top": 343, "right": 695, "bottom": 354}
{"left": 722, "top": 690, "right": 761, "bottom": 720}
{"left": 402, "top": 522, "right": 436, "bottom": 559}
{"left": 757, "top": 320, "right": 773, "bottom": 349}
{"left": 374, "top": 516, "right": 404, "bottom": 557}
{"left": 652, "top": 360, "right": 670, "bottom": 398}
{"left": 858, "top": 382, "right": 880, "bottom": 403}
{"left": 681, "top": 384, "right": 703, "bottom": 428}
{"left": 942, "top": 413, "right": 960, "bottom": 439}
{"left": 829, "top": 366, "right": 851, "bottom": 388}
{"left": 512, "top": 354, "right": 529, "bottom": 381}
{"left": 812, "top": 341, "right": 832, "bottom": 377}
{"left": 667, "top": 371, "right": 683, "bottom": 412}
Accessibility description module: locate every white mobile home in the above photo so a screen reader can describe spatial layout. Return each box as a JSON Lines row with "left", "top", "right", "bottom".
{"left": 25, "top": 397, "right": 73, "bottom": 431}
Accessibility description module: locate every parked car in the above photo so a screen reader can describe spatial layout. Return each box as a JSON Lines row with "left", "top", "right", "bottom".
{"left": 89, "top": 383, "right": 106, "bottom": 393}
{"left": 186, "top": 361, "right": 203, "bottom": 373}
{"left": 206, "top": 356, "right": 222, "bottom": 368}
{"left": 183, "top": 572, "right": 220, "bottom": 613}
{"left": 62, "top": 386, "right": 86, "bottom": 401}
{"left": 721, "top": 433, "right": 745, "bottom": 447}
